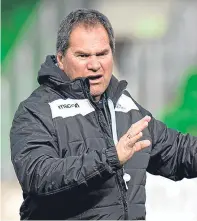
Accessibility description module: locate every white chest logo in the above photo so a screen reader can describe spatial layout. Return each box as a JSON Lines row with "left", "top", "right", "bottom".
{"left": 115, "top": 94, "right": 139, "bottom": 112}
{"left": 49, "top": 99, "right": 95, "bottom": 119}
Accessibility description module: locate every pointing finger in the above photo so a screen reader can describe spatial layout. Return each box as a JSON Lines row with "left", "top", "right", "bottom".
{"left": 127, "top": 116, "right": 151, "bottom": 137}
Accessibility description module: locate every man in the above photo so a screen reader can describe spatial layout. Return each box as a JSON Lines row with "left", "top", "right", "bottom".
{"left": 10, "top": 9, "right": 197, "bottom": 220}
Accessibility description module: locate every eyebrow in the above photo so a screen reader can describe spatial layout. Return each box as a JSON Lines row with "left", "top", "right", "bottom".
{"left": 75, "top": 49, "right": 110, "bottom": 56}
{"left": 96, "top": 49, "right": 109, "bottom": 55}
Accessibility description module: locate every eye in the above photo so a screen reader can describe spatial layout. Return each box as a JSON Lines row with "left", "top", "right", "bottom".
{"left": 97, "top": 51, "right": 108, "bottom": 57}
{"left": 78, "top": 54, "right": 89, "bottom": 58}
{"left": 97, "top": 53, "right": 105, "bottom": 57}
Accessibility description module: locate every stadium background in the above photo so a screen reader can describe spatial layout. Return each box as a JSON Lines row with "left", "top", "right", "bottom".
{"left": 1, "top": 0, "right": 197, "bottom": 220}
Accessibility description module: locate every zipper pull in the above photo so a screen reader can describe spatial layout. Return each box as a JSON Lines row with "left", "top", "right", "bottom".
{"left": 123, "top": 172, "right": 131, "bottom": 190}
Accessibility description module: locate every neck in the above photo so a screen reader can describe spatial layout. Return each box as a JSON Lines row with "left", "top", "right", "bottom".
{"left": 93, "top": 95, "right": 101, "bottom": 102}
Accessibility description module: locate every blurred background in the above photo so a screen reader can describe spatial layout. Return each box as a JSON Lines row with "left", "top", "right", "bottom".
{"left": 1, "top": 0, "right": 197, "bottom": 220}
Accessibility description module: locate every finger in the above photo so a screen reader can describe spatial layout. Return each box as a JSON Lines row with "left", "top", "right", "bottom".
{"left": 133, "top": 115, "right": 151, "bottom": 127}
{"left": 127, "top": 132, "right": 143, "bottom": 146}
{"left": 127, "top": 117, "right": 151, "bottom": 137}
{"left": 132, "top": 140, "right": 151, "bottom": 153}
{"left": 127, "top": 116, "right": 151, "bottom": 133}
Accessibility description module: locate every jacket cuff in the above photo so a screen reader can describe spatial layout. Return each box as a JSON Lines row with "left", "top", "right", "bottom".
{"left": 105, "top": 146, "right": 122, "bottom": 171}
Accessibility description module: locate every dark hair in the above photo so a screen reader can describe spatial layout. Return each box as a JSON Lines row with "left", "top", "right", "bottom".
{"left": 56, "top": 8, "right": 115, "bottom": 55}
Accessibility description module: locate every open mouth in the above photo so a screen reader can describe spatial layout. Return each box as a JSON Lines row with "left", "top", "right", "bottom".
{"left": 88, "top": 75, "right": 102, "bottom": 80}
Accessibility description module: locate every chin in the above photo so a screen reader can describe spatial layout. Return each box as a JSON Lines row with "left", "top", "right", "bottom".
{"left": 90, "top": 87, "right": 104, "bottom": 97}
{"left": 90, "top": 91, "right": 103, "bottom": 101}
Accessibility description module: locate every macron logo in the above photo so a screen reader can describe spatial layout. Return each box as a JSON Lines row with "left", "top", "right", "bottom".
{"left": 115, "top": 94, "right": 139, "bottom": 113}
{"left": 58, "top": 103, "right": 80, "bottom": 109}
{"left": 116, "top": 103, "right": 126, "bottom": 111}
{"left": 49, "top": 99, "right": 95, "bottom": 119}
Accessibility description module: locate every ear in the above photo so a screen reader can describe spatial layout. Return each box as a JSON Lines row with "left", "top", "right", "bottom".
{"left": 56, "top": 52, "right": 64, "bottom": 71}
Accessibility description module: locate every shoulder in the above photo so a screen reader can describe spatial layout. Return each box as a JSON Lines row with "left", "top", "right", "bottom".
{"left": 14, "top": 85, "right": 60, "bottom": 120}
{"left": 11, "top": 85, "right": 58, "bottom": 138}
{"left": 116, "top": 90, "right": 152, "bottom": 117}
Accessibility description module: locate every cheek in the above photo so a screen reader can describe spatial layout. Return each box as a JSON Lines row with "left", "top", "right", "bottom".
{"left": 103, "top": 59, "right": 113, "bottom": 79}
{"left": 63, "top": 58, "right": 86, "bottom": 78}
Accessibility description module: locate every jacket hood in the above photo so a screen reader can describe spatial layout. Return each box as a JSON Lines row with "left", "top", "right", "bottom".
{"left": 38, "top": 55, "right": 69, "bottom": 85}
{"left": 37, "top": 55, "right": 128, "bottom": 104}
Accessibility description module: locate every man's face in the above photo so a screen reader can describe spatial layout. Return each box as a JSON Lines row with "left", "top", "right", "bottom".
{"left": 57, "top": 24, "right": 113, "bottom": 101}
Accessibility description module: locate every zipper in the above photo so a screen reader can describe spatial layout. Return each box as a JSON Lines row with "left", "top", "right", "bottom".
{"left": 82, "top": 80, "right": 129, "bottom": 219}
{"left": 122, "top": 167, "right": 131, "bottom": 190}
{"left": 81, "top": 81, "right": 110, "bottom": 141}
{"left": 102, "top": 94, "right": 113, "bottom": 135}
{"left": 107, "top": 98, "right": 129, "bottom": 220}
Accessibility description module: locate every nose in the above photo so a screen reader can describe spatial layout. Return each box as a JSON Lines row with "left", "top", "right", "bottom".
{"left": 87, "top": 55, "right": 101, "bottom": 72}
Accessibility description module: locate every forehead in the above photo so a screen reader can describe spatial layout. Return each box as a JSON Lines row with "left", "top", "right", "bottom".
{"left": 68, "top": 24, "right": 110, "bottom": 51}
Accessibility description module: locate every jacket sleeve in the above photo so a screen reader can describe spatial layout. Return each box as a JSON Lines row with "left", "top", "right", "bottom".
{"left": 10, "top": 102, "right": 121, "bottom": 197}
{"left": 147, "top": 117, "right": 197, "bottom": 181}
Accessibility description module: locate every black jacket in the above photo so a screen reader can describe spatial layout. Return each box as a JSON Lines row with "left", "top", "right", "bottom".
{"left": 10, "top": 55, "right": 197, "bottom": 220}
